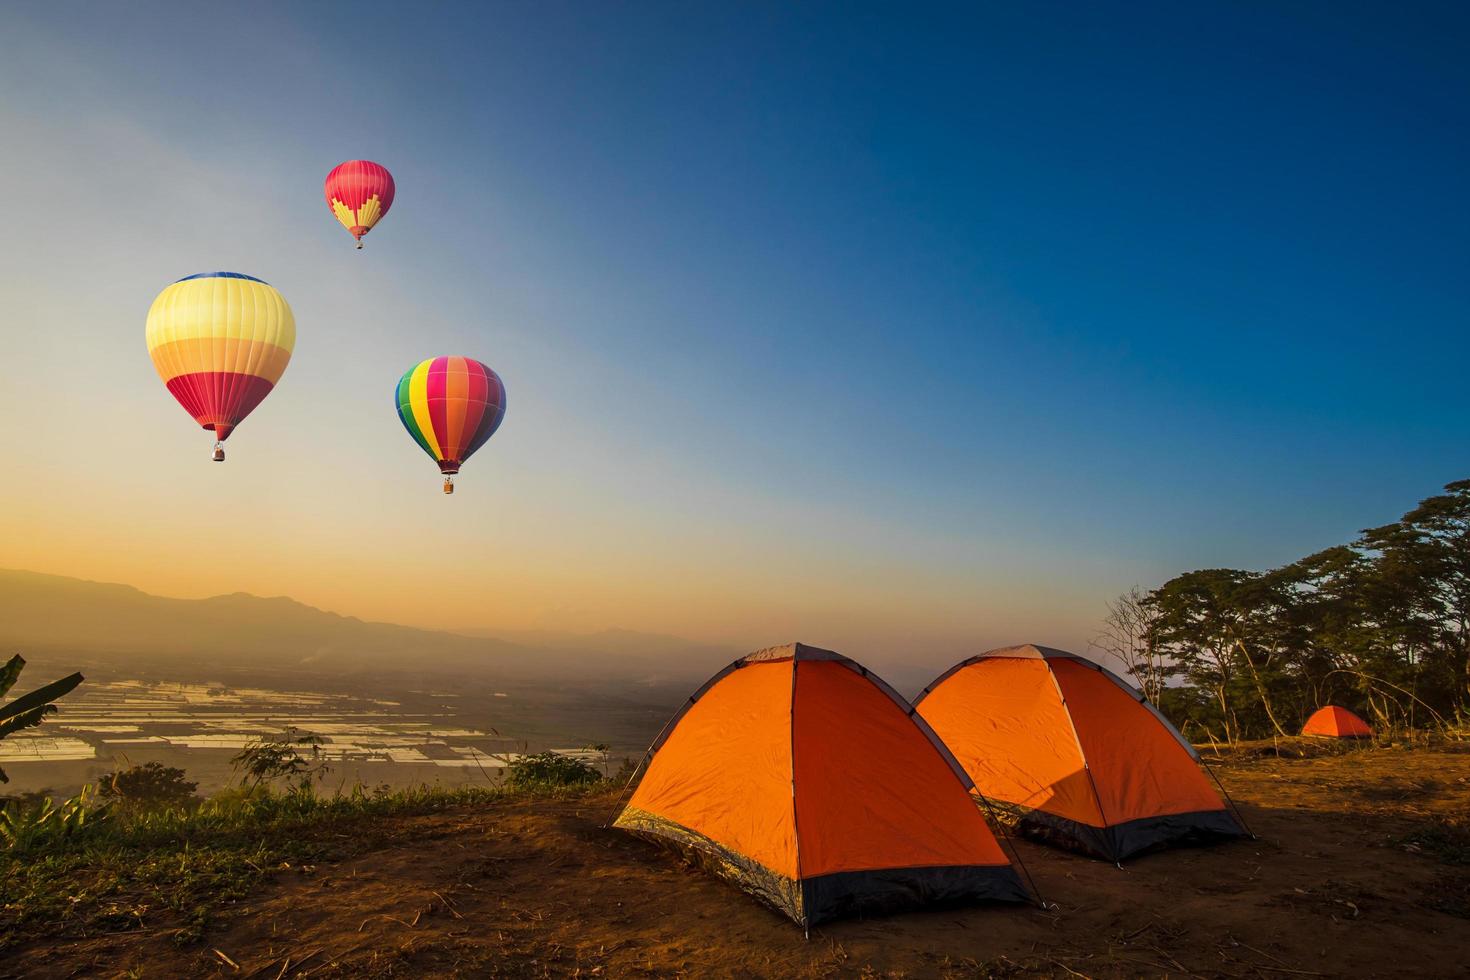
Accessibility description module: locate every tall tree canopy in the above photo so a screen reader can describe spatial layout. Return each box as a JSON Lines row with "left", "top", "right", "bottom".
{"left": 1117, "top": 479, "right": 1470, "bottom": 741}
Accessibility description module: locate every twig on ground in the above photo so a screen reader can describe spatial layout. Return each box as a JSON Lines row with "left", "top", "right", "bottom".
{"left": 1225, "top": 936, "right": 1296, "bottom": 968}
{"left": 244, "top": 946, "right": 324, "bottom": 980}
{"left": 431, "top": 890, "right": 465, "bottom": 919}
{"left": 357, "top": 914, "right": 417, "bottom": 932}
{"left": 1144, "top": 944, "right": 1206, "bottom": 979}
{"left": 1044, "top": 957, "right": 1094, "bottom": 980}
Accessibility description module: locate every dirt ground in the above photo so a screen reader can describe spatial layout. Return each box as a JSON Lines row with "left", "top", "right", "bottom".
{"left": 5, "top": 744, "right": 1468, "bottom": 979}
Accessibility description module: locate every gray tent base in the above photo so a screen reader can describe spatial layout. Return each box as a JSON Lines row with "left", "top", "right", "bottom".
{"left": 615, "top": 807, "right": 1031, "bottom": 927}
{"left": 987, "top": 800, "right": 1247, "bottom": 864}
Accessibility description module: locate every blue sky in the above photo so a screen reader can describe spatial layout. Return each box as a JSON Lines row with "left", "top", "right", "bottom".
{"left": 2, "top": 2, "right": 1467, "bottom": 672}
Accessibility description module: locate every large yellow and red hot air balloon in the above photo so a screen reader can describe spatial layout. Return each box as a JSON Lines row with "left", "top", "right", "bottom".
{"left": 395, "top": 357, "right": 507, "bottom": 494}
{"left": 145, "top": 272, "right": 295, "bottom": 461}
{"left": 325, "top": 160, "right": 395, "bottom": 248}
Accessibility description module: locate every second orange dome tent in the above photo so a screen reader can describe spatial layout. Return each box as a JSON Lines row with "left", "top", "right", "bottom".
{"left": 916, "top": 645, "right": 1246, "bottom": 863}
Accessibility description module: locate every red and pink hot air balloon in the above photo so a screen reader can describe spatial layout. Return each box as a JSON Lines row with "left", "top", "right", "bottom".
{"left": 324, "top": 160, "right": 395, "bottom": 248}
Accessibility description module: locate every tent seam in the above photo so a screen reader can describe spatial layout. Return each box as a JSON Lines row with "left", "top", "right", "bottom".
{"left": 788, "top": 657, "right": 806, "bottom": 932}
{"left": 849, "top": 660, "right": 1045, "bottom": 906}
{"left": 1044, "top": 662, "right": 1115, "bottom": 847}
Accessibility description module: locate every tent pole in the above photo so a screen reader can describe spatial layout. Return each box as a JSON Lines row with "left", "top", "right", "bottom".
{"left": 1203, "top": 760, "right": 1258, "bottom": 840}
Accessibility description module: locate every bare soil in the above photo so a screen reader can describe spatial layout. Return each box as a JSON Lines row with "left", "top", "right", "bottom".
{"left": 6, "top": 743, "right": 1469, "bottom": 979}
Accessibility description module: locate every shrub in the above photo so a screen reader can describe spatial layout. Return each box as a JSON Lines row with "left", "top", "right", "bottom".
{"left": 98, "top": 762, "right": 199, "bottom": 808}
{"left": 505, "top": 751, "right": 602, "bottom": 789}
{"left": 230, "top": 728, "right": 329, "bottom": 793}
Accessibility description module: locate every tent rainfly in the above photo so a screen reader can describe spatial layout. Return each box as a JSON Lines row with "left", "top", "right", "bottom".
{"left": 916, "top": 644, "right": 1247, "bottom": 863}
{"left": 613, "top": 642, "right": 1032, "bottom": 928}
{"left": 1302, "top": 705, "right": 1373, "bottom": 738}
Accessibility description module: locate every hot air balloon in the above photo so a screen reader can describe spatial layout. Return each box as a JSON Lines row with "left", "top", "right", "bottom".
{"left": 395, "top": 357, "right": 506, "bottom": 494}
{"left": 324, "top": 160, "right": 395, "bottom": 248}
{"left": 145, "top": 272, "right": 295, "bottom": 461}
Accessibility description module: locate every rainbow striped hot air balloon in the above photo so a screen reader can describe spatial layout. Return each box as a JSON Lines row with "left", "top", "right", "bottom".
{"left": 395, "top": 357, "right": 506, "bottom": 494}
{"left": 145, "top": 272, "right": 295, "bottom": 461}
{"left": 325, "top": 160, "right": 395, "bottom": 248}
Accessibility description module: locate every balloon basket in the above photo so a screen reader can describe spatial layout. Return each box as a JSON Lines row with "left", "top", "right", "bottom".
{"left": 443, "top": 477, "right": 454, "bottom": 495}
{"left": 212, "top": 442, "right": 225, "bottom": 463}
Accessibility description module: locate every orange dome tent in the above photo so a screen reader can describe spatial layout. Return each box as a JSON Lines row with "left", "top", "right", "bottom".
{"left": 614, "top": 643, "right": 1032, "bottom": 929}
{"left": 1302, "top": 705, "right": 1373, "bottom": 738}
{"left": 915, "top": 645, "right": 1247, "bottom": 863}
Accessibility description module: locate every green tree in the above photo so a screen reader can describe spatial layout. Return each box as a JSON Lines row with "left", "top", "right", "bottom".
{"left": 1279, "top": 543, "right": 1436, "bottom": 728}
{"left": 1359, "top": 479, "right": 1470, "bottom": 718}
{"left": 1144, "top": 569, "right": 1297, "bottom": 741}
{"left": 1124, "top": 478, "right": 1470, "bottom": 741}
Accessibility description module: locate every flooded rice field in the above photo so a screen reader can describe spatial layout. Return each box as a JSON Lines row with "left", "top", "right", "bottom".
{"left": 0, "top": 678, "right": 636, "bottom": 797}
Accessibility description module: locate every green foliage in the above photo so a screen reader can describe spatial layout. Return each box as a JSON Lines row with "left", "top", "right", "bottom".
{"left": 0, "top": 786, "right": 108, "bottom": 853}
{"left": 0, "top": 788, "right": 55, "bottom": 805}
{"left": 0, "top": 658, "right": 23, "bottom": 700}
{"left": 584, "top": 742, "right": 612, "bottom": 776}
{"left": 505, "top": 751, "right": 603, "bottom": 789}
{"left": 1131, "top": 478, "right": 1470, "bottom": 742}
{"left": 229, "top": 727, "right": 329, "bottom": 793}
{"left": 99, "top": 763, "right": 198, "bottom": 808}
{"left": 0, "top": 656, "right": 83, "bottom": 783}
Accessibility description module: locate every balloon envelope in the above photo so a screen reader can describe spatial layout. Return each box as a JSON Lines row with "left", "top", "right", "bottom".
{"left": 145, "top": 272, "right": 295, "bottom": 443}
{"left": 325, "top": 160, "right": 395, "bottom": 246}
{"left": 395, "top": 357, "right": 506, "bottom": 476}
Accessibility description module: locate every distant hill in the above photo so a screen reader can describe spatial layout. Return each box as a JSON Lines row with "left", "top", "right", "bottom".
{"left": 0, "top": 569, "right": 734, "bottom": 686}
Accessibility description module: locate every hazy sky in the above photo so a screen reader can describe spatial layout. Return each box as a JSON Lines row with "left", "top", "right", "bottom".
{"left": 2, "top": 2, "right": 1467, "bottom": 669}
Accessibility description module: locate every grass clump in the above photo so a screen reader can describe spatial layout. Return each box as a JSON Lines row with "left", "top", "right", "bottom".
{"left": 1397, "top": 815, "right": 1470, "bottom": 866}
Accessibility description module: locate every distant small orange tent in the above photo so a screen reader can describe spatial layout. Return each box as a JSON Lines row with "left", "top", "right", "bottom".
{"left": 916, "top": 645, "right": 1246, "bottom": 863}
{"left": 614, "top": 643, "right": 1031, "bottom": 928}
{"left": 1302, "top": 705, "right": 1373, "bottom": 738}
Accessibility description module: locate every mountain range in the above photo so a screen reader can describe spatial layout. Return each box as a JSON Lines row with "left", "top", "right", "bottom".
{"left": 0, "top": 569, "right": 737, "bottom": 687}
